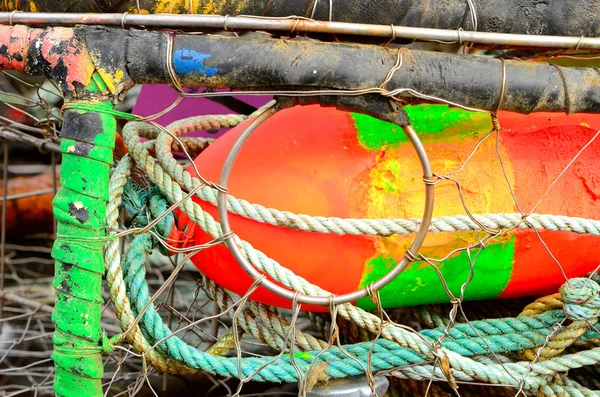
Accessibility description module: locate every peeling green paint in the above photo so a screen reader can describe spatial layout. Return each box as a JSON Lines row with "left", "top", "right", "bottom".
{"left": 352, "top": 112, "right": 406, "bottom": 150}
{"left": 60, "top": 154, "right": 111, "bottom": 200}
{"left": 51, "top": 85, "right": 115, "bottom": 397}
{"left": 404, "top": 104, "right": 493, "bottom": 138}
{"left": 356, "top": 237, "right": 515, "bottom": 310}
{"left": 60, "top": 138, "right": 113, "bottom": 163}
{"left": 352, "top": 104, "right": 493, "bottom": 151}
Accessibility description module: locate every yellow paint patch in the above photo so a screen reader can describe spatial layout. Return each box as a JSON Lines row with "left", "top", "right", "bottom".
{"left": 201, "top": 0, "right": 250, "bottom": 14}
{"left": 366, "top": 135, "right": 517, "bottom": 220}
{"left": 371, "top": 228, "right": 514, "bottom": 273}
{"left": 95, "top": 67, "right": 124, "bottom": 95}
{"left": 129, "top": 6, "right": 150, "bottom": 14}
{"left": 29, "top": 1, "right": 37, "bottom": 12}
{"left": 363, "top": 133, "right": 517, "bottom": 268}
{"left": 154, "top": 0, "right": 186, "bottom": 13}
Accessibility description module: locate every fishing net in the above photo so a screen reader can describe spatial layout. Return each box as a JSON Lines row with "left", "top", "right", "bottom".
{"left": 0, "top": 8, "right": 600, "bottom": 397}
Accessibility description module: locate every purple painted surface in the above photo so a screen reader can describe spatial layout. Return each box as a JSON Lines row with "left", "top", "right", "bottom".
{"left": 132, "top": 84, "right": 271, "bottom": 138}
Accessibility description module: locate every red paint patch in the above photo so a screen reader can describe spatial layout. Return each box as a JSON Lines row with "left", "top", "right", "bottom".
{"left": 501, "top": 230, "right": 600, "bottom": 298}
{"left": 0, "top": 25, "right": 39, "bottom": 71}
{"left": 189, "top": 105, "right": 377, "bottom": 310}
{"left": 39, "top": 28, "right": 95, "bottom": 92}
{"left": 498, "top": 111, "right": 600, "bottom": 132}
{"left": 500, "top": 124, "right": 600, "bottom": 218}
{"left": 0, "top": 26, "right": 94, "bottom": 91}
{"left": 498, "top": 120, "right": 600, "bottom": 297}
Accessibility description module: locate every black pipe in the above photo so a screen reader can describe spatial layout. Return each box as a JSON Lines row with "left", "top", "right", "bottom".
{"left": 7, "top": 25, "right": 598, "bottom": 114}
{"left": 111, "top": 27, "right": 599, "bottom": 114}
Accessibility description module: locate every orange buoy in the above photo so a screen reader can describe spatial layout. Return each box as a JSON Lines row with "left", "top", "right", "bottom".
{"left": 188, "top": 104, "right": 600, "bottom": 311}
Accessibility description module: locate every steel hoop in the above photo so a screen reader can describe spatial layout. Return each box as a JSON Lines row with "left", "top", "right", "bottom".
{"left": 217, "top": 103, "right": 434, "bottom": 307}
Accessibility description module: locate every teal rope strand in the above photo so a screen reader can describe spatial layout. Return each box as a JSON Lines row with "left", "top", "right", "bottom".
{"left": 118, "top": 181, "right": 600, "bottom": 387}
{"left": 121, "top": 234, "right": 427, "bottom": 381}
{"left": 121, "top": 231, "right": 600, "bottom": 382}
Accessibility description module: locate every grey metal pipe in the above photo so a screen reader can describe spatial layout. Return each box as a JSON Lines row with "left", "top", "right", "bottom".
{"left": 4, "top": 12, "right": 600, "bottom": 50}
{"left": 3, "top": 0, "right": 600, "bottom": 40}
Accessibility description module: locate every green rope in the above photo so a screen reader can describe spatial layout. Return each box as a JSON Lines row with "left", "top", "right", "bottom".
{"left": 121, "top": 235, "right": 600, "bottom": 389}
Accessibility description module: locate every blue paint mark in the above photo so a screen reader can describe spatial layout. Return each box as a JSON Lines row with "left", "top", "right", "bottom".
{"left": 173, "top": 49, "right": 218, "bottom": 77}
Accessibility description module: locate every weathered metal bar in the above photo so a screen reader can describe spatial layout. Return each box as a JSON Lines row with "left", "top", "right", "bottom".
{"left": 0, "top": 128, "right": 61, "bottom": 153}
{"left": 51, "top": 102, "right": 116, "bottom": 397}
{"left": 4, "top": 12, "right": 600, "bottom": 50}
{"left": 3, "top": 0, "right": 600, "bottom": 39}
{"left": 0, "top": 24, "right": 127, "bottom": 397}
{"left": 3, "top": 24, "right": 596, "bottom": 115}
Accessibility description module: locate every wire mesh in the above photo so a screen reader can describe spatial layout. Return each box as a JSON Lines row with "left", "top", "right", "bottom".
{"left": 0, "top": 19, "right": 599, "bottom": 397}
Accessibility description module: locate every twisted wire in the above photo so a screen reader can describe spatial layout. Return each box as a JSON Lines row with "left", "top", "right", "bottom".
{"left": 199, "top": 276, "right": 328, "bottom": 351}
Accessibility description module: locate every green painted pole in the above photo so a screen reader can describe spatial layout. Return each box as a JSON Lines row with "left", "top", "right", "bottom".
{"left": 51, "top": 96, "right": 115, "bottom": 396}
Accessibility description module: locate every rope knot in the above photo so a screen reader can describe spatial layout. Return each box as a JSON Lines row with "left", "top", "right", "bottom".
{"left": 102, "top": 333, "right": 123, "bottom": 354}
{"left": 560, "top": 278, "right": 600, "bottom": 321}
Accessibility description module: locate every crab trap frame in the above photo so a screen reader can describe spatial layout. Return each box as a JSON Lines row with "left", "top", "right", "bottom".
{"left": 1, "top": 1, "right": 600, "bottom": 396}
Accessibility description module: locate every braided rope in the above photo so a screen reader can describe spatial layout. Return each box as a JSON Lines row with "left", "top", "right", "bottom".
{"left": 206, "top": 328, "right": 239, "bottom": 356}
{"left": 115, "top": 184, "right": 600, "bottom": 394}
{"left": 122, "top": 121, "right": 600, "bottom": 390}
{"left": 119, "top": 177, "right": 329, "bottom": 353}
{"left": 520, "top": 279, "right": 600, "bottom": 361}
{"left": 119, "top": 178, "right": 600, "bottom": 362}
{"left": 200, "top": 276, "right": 328, "bottom": 351}
{"left": 145, "top": 119, "right": 600, "bottom": 238}
{"left": 104, "top": 155, "right": 195, "bottom": 375}
{"left": 120, "top": 230, "right": 600, "bottom": 389}
{"left": 520, "top": 294, "right": 564, "bottom": 317}
{"left": 108, "top": 111, "right": 600, "bottom": 395}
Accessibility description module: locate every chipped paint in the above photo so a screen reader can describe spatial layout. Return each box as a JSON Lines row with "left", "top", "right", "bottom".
{"left": 154, "top": 0, "right": 186, "bottom": 13}
{"left": 173, "top": 48, "right": 218, "bottom": 76}
{"left": 95, "top": 66, "right": 124, "bottom": 95}
{"left": 51, "top": 96, "right": 116, "bottom": 396}
{"left": 0, "top": 25, "right": 121, "bottom": 100}
{"left": 38, "top": 28, "right": 96, "bottom": 92}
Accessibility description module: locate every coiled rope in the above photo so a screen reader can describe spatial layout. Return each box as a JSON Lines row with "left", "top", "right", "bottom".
{"left": 93, "top": 105, "right": 600, "bottom": 396}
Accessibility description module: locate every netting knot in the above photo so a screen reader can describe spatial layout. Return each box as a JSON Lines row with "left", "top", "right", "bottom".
{"left": 560, "top": 278, "right": 600, "bottom": 321}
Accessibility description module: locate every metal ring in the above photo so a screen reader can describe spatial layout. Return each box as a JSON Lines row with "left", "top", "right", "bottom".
{"left": 223, "top": 14, "right": 230, "bottom": 31}
{"left": 9, "top": 10, "right": 21, "bottom": 26}
{"left": 121, "top": 12, "right": 129, "bottom": 29}
{"left": 217, "top": 104, "right": 434, "bottom": 307}
{"left": 575, "top": 35, "right": 584, "bottom": 51}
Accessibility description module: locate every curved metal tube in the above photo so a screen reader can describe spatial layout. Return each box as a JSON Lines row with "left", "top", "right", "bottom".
{"left": 217, "top": 104, "right": 434, "bottom": 306}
